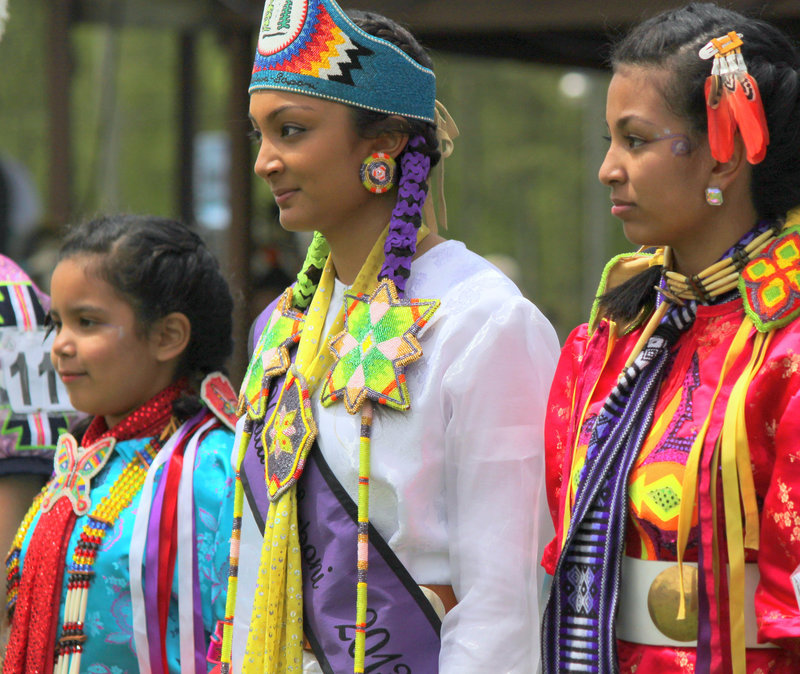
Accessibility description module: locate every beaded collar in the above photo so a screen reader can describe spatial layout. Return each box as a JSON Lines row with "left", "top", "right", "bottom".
{"left": 660, "top": 222, "right": 782, "bottom": 305}
{"left": 82, "top": 380, "right": 186, "bottom": 445}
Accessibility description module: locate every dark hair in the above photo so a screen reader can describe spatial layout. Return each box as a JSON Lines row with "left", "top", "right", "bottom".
{"left": 610, "top": 2, "right": 800, "bottom": 220}
{"left": 345, "top": 10, "right": 441, "bottom": 167}
{"left": 58, "top": 214, "right": 234, "bottom": 396}
{"left": 600, "top": 2, "right": 800, "bottom": 322}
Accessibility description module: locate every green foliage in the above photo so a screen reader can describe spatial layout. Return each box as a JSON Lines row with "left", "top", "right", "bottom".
{"left": 434, "top": 55, "right": 623, "bottom": 336}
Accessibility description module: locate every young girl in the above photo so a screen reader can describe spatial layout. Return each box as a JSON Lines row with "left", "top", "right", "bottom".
{"left": 542, "top": 3, "right": 800, "bottom": 672}
{"left": 4, "top": 214, "right": 237, "bottom": 673}
{"left": 218, "top": 1, "right": 560, "bottom": 673}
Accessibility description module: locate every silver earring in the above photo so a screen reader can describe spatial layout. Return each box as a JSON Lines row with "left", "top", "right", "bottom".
{"left": 705, "top": 187, "right": 723, "bottom": 206}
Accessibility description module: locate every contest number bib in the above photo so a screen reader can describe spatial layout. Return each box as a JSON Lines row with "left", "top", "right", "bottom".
{"left": 0, "top": 328, "right": 71, "bottom": 414}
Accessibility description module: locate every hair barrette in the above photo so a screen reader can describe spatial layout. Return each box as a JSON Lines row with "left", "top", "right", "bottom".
{"left": 699, "top": 31, "right": 769, "bottom": 165}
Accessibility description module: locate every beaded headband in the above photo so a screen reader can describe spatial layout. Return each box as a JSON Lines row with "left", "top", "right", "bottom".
{"left": 250, "top": 0, "right": 436, "bottom": 122}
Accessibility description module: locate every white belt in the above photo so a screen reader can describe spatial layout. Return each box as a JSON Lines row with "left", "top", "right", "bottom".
{"left": 616, "top": 557, "right": 777, "bottom": 649}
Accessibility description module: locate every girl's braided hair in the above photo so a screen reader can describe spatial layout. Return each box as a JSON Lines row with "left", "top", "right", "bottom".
{"left": 58, "top": 214, "right": 234, "bottom": 422}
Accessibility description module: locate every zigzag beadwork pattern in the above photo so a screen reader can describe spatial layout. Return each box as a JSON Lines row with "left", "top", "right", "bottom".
{"left": 253, "top": 0, "right": 373, "bottom": 85}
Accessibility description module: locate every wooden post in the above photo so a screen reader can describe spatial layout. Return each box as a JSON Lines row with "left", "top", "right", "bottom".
{"left": 48, "top": 0, "right": 73, "bottom": 226}
{"left": 226, "top": 29, "right": 254, "bottom": 386}
{"left": 177, "top": 31, "right": 196, "bottom": 226}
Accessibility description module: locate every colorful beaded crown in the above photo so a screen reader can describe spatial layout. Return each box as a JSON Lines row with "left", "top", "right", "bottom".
{"left": 249, "top": 0, "right": 436, "bottom": 122}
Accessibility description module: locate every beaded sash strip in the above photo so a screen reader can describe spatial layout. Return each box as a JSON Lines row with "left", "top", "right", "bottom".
{"left": 53, "top": 436, "right": 162, "bottom": 673}
{"left": 542, "top": 302, "right": 697, "bottom": 673}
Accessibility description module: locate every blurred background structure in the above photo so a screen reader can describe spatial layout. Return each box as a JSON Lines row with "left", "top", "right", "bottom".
{"left": 0, "top": 0, "right": 797, "bottom": 381}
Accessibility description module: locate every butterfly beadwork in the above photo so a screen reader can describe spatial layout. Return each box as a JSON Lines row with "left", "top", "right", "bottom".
{"left": 40, "top": 434, "right": 117, "bottom": 515}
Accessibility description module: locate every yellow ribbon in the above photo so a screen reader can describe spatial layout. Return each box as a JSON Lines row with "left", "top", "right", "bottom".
{"left": 675, "top": 316, "right": 752, "bottom": 619}
{"left": 561, "top": 326, "right": 617, "bottom": 546}
{"left": 422, "top": 100, "right": 459, "bottom": 234}
{"left": 720, "top": 325, "right": 771, "bottom": 674}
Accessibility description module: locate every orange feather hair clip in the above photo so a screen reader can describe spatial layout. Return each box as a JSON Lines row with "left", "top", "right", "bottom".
{"left": 699, "top": 31, "right": 769, "bottom": 164}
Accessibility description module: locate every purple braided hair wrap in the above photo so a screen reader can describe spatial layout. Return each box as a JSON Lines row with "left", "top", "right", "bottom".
{"left": 379, "top": 136, "right": 431, "bottom": 294}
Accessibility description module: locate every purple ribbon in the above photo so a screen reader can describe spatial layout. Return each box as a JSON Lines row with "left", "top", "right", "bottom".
{"left": 142, "top": 416, "right": 198, "bottom": 673}
{"left": 145, "top": 443, "right": 170, "bottom": 674}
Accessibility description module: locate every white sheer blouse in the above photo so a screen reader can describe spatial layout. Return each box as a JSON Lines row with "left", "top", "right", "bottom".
{"left": 233, "top": 240, "right": 559, "bottom": 673}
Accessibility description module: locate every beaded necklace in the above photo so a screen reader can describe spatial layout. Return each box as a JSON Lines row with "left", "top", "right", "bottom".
{"left": 53, "top": 434, "right": 163, "bottom": 674}
{"left": 623, "top": 222, "right": 782, "bottom": 370}
{"left": 662, "top": 223, "right": 781, "bottom": 303}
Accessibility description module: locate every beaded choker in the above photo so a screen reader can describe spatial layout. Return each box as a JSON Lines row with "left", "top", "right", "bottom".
{"left": 660, "top": 223, "right": 782, "bottom": 304}
{"left": 623, "top": 222, "right": 781, "bottom": 370}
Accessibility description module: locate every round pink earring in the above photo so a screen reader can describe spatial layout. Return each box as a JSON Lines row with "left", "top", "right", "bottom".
{"left": 705, "top": 187, "right": 723, "bottom": 206}
{"left": 360, "top": 152, "right": 397, "bottom": 194}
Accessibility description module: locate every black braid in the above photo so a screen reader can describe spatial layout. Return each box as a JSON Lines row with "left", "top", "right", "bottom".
{"left": 58, "top": 214, "right": 234, "bottom": 414}
{"left": 597, "top": 265, "right": 662, "bottom": 324}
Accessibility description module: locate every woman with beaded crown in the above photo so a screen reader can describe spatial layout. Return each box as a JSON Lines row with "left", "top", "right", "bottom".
{"left": 541, "top": 3, "right": 800, "bottom": 673}
{"left": 214, "top": 0, "right": 560, "bottom": 672}
{"left": 4, "top": 215, "right": 238, "bottom": 672}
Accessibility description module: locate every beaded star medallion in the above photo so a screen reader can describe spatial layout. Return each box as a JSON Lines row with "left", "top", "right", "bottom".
{"left": 238, "top": 288, "right": 305, "bottom": 420}
{"left": 321, "top": 278, "right": 439, "bottom": 414}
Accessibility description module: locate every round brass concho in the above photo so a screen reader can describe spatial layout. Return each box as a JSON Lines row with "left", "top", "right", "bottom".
{"left": 646, "top": 564, "right": 699, "bottom": 642}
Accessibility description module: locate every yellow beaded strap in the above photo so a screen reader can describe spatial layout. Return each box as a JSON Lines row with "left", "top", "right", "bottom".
{"left": 354, "top": 402, "right": 373, "bottom": 673}
{"left": 218, "top": 429, "right": 250, "bottom": 669}
{"left": 5, "top": 488, "right": 47, "bottom": 615}
{"left": 53, "top": 436, "right": 161, "bottom": 674}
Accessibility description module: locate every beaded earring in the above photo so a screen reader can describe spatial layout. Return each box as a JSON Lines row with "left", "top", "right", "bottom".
{"left": 360, "top": 152, "right": 397, "bottom": 194}
{"left": 294, "top": 135, "right": 432, "bottom": 303}
{"left": 705, "top": 187, "right": 724, "bottom": 206}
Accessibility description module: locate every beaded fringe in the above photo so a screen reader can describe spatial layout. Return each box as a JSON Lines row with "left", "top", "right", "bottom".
{"left": 53, "top": 440, "right": 159, "bottom": 674}
{"left": 354, "top": 401, "right": 373, "bottom": 674}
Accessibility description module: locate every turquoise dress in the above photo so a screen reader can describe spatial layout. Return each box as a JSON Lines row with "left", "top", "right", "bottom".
{"left": 17, "top": 425, "right": 235, "bottom": 673}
